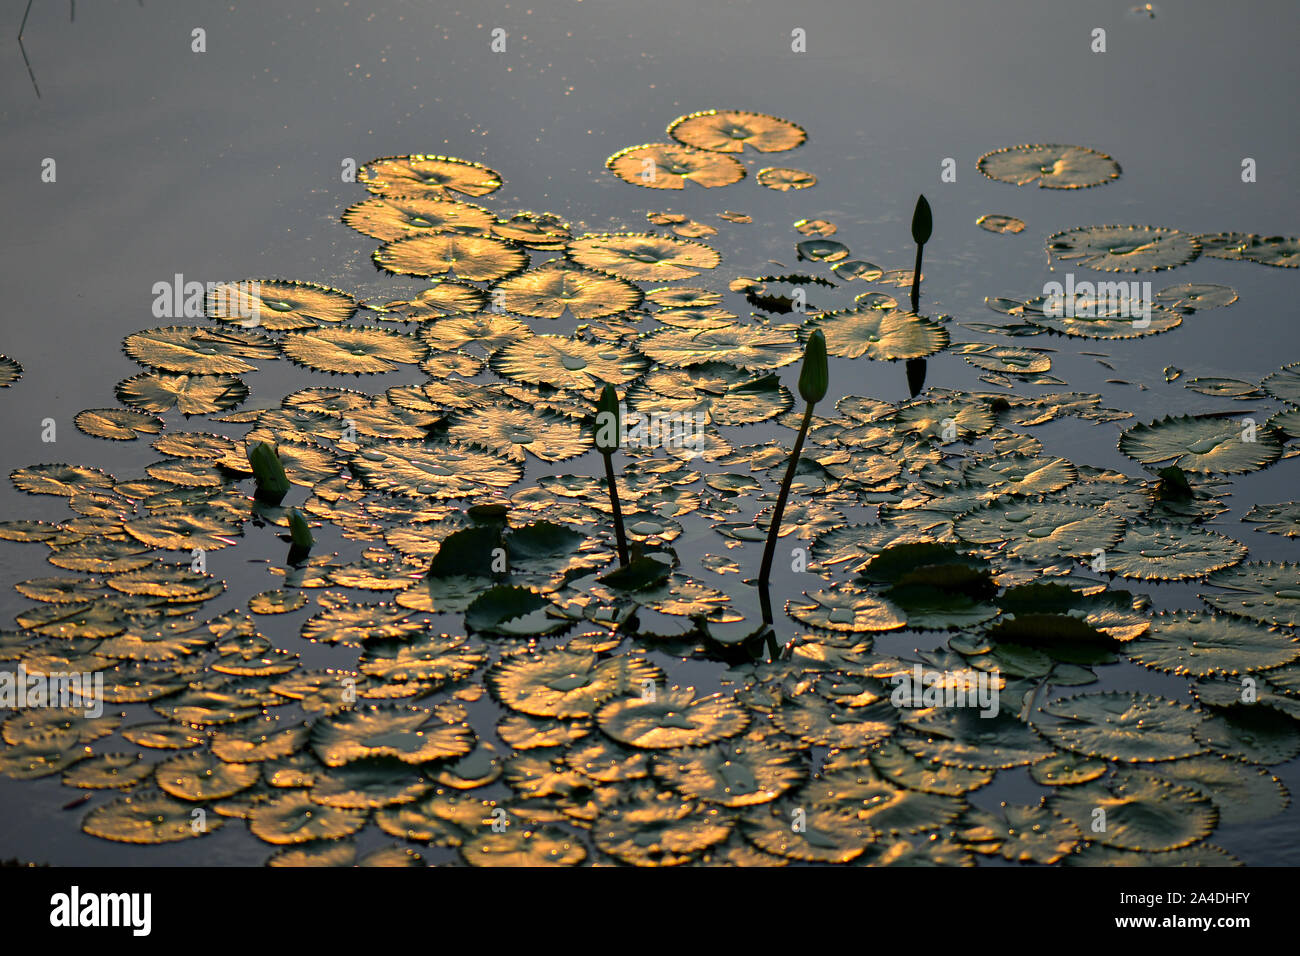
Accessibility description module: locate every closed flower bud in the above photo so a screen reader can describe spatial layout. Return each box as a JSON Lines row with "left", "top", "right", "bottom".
{"left": 798, "top": 329, "right": 829, "bottom": 405}
{"left": 594, "top": 384, "right": 622, "bottom": 453}
{"left": 247, "top": 441, "right": 290, "bottom": 502}
{"left": 911, "top": 194, "right": 933, "bottom": 246}
{"left": 287, "top": 508, "right": 314, "bottom": 549}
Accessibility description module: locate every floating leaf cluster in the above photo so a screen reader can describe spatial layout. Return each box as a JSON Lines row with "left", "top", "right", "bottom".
{"left": 0, "top": 115, "right": 1296, "bottom": 869}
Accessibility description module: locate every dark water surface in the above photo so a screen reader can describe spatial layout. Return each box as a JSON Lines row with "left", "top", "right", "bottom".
{"left": 1, "top": 0, "right": 1297, "bottom": 864}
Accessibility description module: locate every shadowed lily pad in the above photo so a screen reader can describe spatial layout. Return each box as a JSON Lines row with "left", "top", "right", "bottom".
{"left": 1047, "top": 225, "right": 1200, "bottom": 272}
{"left": 1201, "top": 562, "right": 1300, "bottom": 627}
{"left": 1119, "top": 414, "right": 1281, "bottom": 474}
{"left": 977, "top": 145, "right": 1120, "bottom": 189}
{"left": 1048, "top": 775, "right": 1215, "bottom": 851}
{"left": 1039, "top": 692, "right": 1206, "bottom": 762}
{"left": 83, "top": 790, "right": 224, "bottom": 844}
{"left": 1105, "top": 524, "right": 1246, "bottom": 581}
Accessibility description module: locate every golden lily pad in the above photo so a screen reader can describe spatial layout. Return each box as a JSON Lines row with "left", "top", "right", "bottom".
{"left": 1198, "top": 233, "right": 1300, "bottom": 267}
{"left": 629, "top": 364, "right": 791, "bottom": 426}
{"left": 741, "top": 803, "right": 871, "bottom": 863}
{"left": 786, "top": 587, "right": 907, "bottom": 634}
{"left": 637, "top": 326, "right": 798, "bottom": 370}
{"left": 446, "top": 405, "right": 590, "bottom": 463}
{"left": 123, "top": 512, "right": 242, "bottom": 551}
{"left": 810, "top": 308, "right": 949, "bottom": 361}
{"left": 281, "top": 327, "right": 427, "bottom": 375}
{"left": 248, "top": 789, "right": 368, "bottom": 845}
{"left": 491, "top": 335, "right": 648, "bottom": 391}
{"left": 652, "top": 739, "right": 802, "bottom": 807}
{"left": 462, "top": 825, "right": 587, "bottom": 866}
{"left": 667, "top": 109, "right": 806, "bottom": 153}
{"left": 300, "top": 604, "right": 423, "bottom": 646}
{"left": 75, "top": 408, "right": 164, "bottom": 441}
{"left": 417, "top": 315, "right": 530, "bottom": 355}
{"left": 358, "top": 633, "right": 485, "bottom": 687}
{"left": 379, "top": 281, "right": 488, "bottom": 321}
{"left": 350, "top": 441, "right": 521, "bottom": 498}
{"left": 493, "top": 211, "right": 572, "bottom": 249}
{"left": 155, "top": 751, "right": 260, "bottom": 801}
{"left": 756, "top": 167, "right": 817, "bottom": 191}
{"left": 606, "top": 143, "right": 745, "bottom": 190}
{"left": 597, "top": 686, "right": 749, "bottom": 748}
{"left": 249, "top": 589, "right": 308, "bottom": 614}
{"left": 976, "top": 214, "right": 1026, "bottom": 234}
{"left": 62, "top": 753, "right": 152, "bottom": 789}
{"left": 309, "top": 763, "right": 432, "bottom": 809}
{"left": 208, "top": 279, "right": 357, "bottom": 330}
{"left": 595, "top": 797, "right": 731, "bottom": 865}
{"left": 342, "top": 196, "right": 494, "bottom": 241}
{"left": 310, "top": 706, "right": 474, "bottom": 768}
{"left": 10, "top": 464, "right": 115, "bottom": 497}
{"left": 568, "top": 233, "right": 720, "bottom": 282}
{"left": 492, "top": 259, "right": 642, "bottom": 319}
{"left": 115, "top": 372, "right": 248, "bottom": 415}
{"left": 124, "top": 326, "right": 275, "bottom": 375}
{"left": 373, "top": 233, "right": 526, "bottom": 281}
{"left": 488, "top": 649, "right": 662, "bottom": 719}
{"left": 83, "top": 790, "right": 224, "bottom": 844}
{"left": 358, "top": 154, "right": 502, "bottom": 199}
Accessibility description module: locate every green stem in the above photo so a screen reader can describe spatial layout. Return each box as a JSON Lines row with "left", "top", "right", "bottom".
{"left": 603, "top": 451, "right": 629, "bottom": 567}
{"left": 910, "top": 243, "right": 925, "bottom": 312}
{"left": 759, "top": 402, "right": 815, "bottom": 586}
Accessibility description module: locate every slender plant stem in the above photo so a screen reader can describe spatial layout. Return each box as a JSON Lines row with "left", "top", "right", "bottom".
{"left": 602, "top": 452, "right": 629, "bottom": 566}
{"left": 910, "top": 243, "right": 924, "bottom": 312}
{"left": 759, "top": 402, "right": 815, "bottom": 586}
{"left": 19, "top": 0, "right": 40, "bottom": 98}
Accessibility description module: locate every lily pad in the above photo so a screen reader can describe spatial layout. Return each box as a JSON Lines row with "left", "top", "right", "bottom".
{"left": 606, "top": 143, "right": 745, "bottom": 190}
{"left": 1119, "top": 414, "right": 1281, "bottom": 474}
{"left": 1047, "top": 225, "right": 1200, "bottom": 272}
{"left": 667, "top": 109, "right": 806, "bottom": 153}
{"left": 977, "top": 144, "right": 1120, "bottom": 189}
